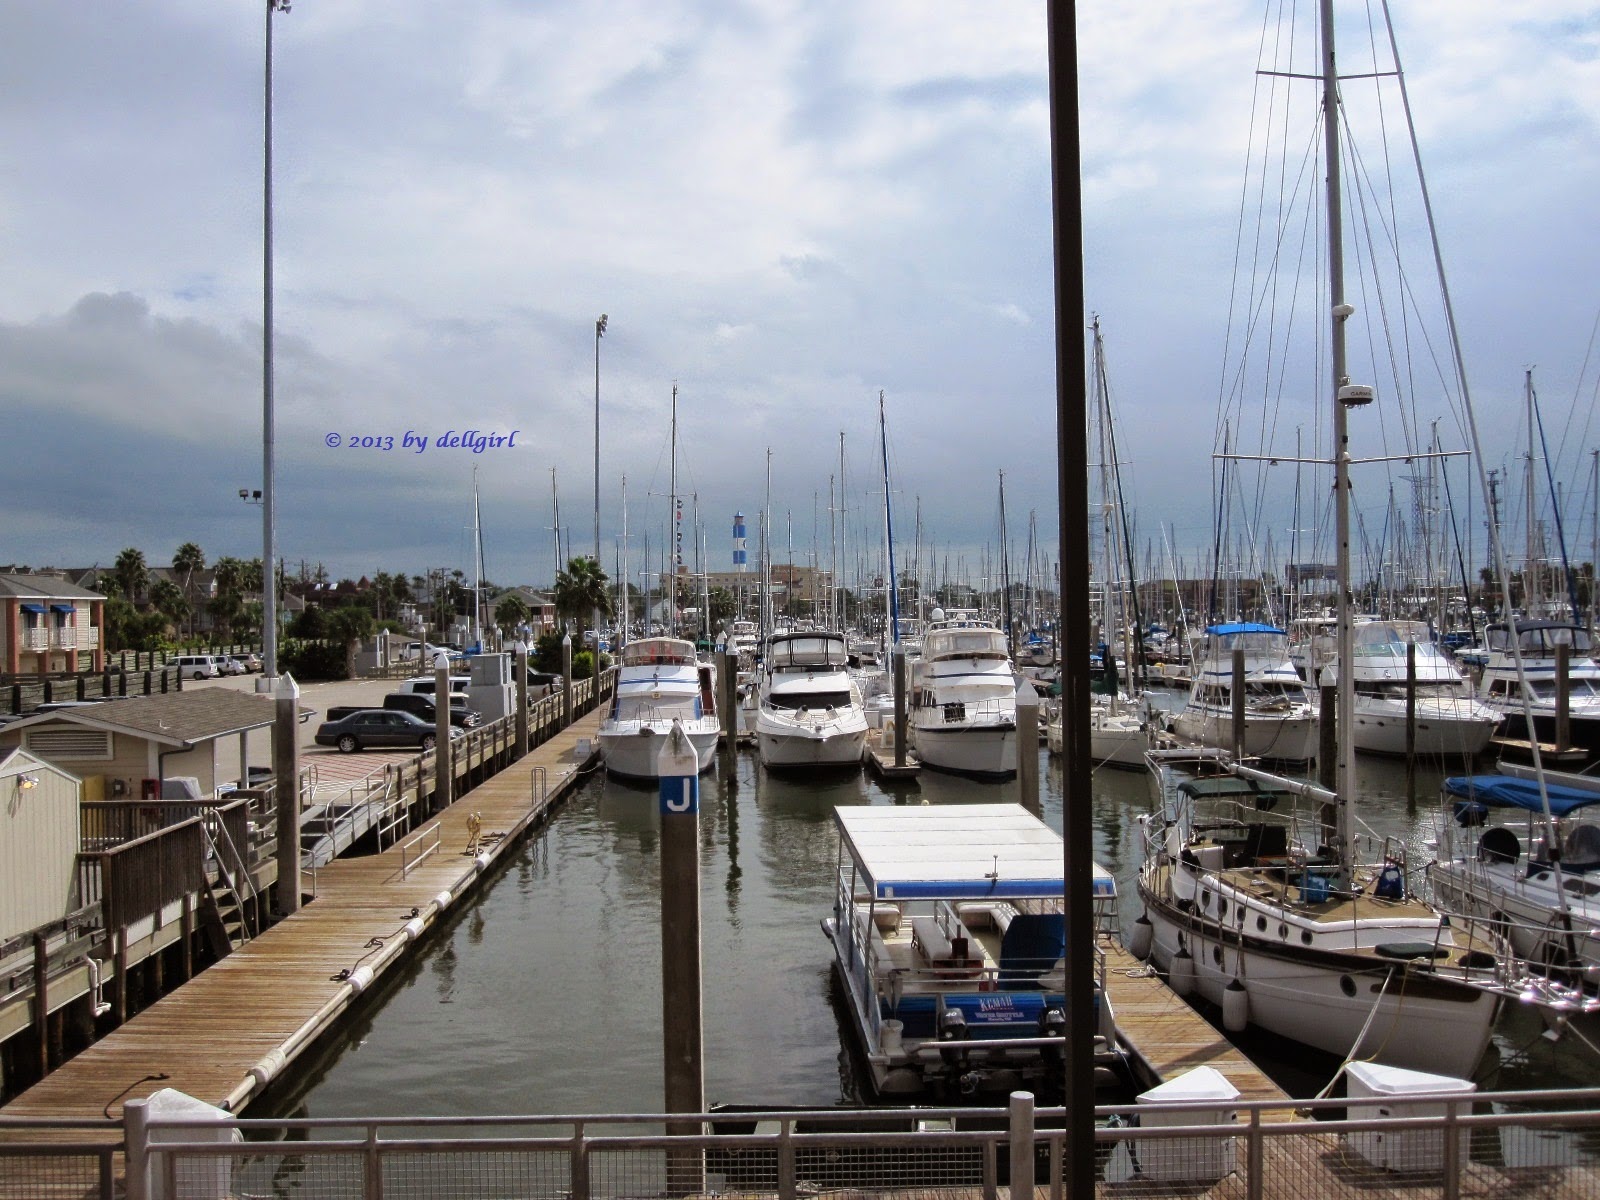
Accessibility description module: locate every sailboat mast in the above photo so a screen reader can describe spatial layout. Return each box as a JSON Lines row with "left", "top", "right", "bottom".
{"left": 1321, "top": 0, "right": 1358, "bottom": 891}
{"left": 998, "top": 471, "right": 1012, "bottom": 646}
{"left": 879, "top": 390, "right": 899, "bottom": 648}
{"left": 620, "top": 475, "right": 630, "bottom": 649}
{"left": 472, "top": 468, "right": 484, "bottom": 649}
{"left": 669, "top": 384, "right": 678, "bottom": 638}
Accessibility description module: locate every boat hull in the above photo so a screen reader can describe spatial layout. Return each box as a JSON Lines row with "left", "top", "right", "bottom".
{"left": 598, "top": 722, "right": 719, "bottom": 779}
{"left": 1170, "top": 708, "right": 1319, "bottom": 762}
{"left": 757, "top": 724, "right": 867, "bottom": 769}
{"left": 1349, "top": 698, "right": 1496, "bottom": 758}
{"left": 910, "top": 724, "right": 1017, "bottom": 779}
{"left": 1137, "top": 884, "right": 1497, "bottom": 1079}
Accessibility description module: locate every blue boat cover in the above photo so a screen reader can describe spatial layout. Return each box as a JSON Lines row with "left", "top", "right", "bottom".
{"left": 1205, "top": 622, "right": 1285, "bottom": 635}
{"left": 1443, "top": 776, "right": 1600, "bottom": 818}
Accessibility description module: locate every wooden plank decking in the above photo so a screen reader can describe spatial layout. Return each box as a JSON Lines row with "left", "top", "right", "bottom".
{"left": 0, "top": 709, "right": 605, "bottom": 1130}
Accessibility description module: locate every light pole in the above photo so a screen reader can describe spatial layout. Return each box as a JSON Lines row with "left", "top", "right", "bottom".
{"left": 594, "top": 314, "right": 607, "bottom": 657}
{"left": 261, "top": 0, "right": 302, "bottom": 916}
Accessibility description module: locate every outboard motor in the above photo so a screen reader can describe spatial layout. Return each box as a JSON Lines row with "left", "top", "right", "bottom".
{"left": 1038, "top": 1006, "right": 1067, "bottom": 1040}
{"left": 938, "top": 1006, "right": 971, "bottom": 1072}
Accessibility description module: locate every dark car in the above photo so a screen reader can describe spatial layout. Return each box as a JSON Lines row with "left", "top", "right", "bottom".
{"left": 314, "top": 709, "right": 465, "bottom": 753}
{"left": 526, "top": 671, "right": 564, "bottom": 699}
{"left": 382, "top": 691, "right": 482, "bottom": 728}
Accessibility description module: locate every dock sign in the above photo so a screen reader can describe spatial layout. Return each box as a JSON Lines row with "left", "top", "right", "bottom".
{"left": 660, "top": 774, "right": 699, "bottom": 815}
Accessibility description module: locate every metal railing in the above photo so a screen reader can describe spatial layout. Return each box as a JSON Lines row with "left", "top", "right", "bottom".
{"left": 55, "top": 1087, "right": 1600, "bottom": 1200}
{"left": 400, "top": 822, "right": 442, "bottom": 878}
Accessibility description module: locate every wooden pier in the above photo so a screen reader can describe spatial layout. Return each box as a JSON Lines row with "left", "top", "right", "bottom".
{"left": 0, "top": 709, "right": 605, "bottom": 1131}
{"left": 863, "top": 728, "right": 921, "bottom": 779}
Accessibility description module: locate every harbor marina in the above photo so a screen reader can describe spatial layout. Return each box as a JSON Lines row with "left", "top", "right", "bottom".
{"left": 821, "top": 803, "right": 1128, "bottom": 1100}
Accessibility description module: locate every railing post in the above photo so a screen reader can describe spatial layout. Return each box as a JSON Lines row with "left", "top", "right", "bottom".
{"left": 569, "top": 1124, "right": 590, "bottom": 1200}
{"left": 1443, "top": 1099, "right": 1461, "bottom": 1200}
{"left": 777, "top": 1118, "right": 797, "bottom": 1200}
{"left": 364, "top": 1122, "right": 383, "bottom": 1200}
{"left": 1009, "top": 1091, "right": 1035, "bottom": 1200}
{"left": 1247, "top": 1106, "right": 1262, "bottom": 1200}
{"left": 123, "top": 1097, "right": 149, "bottom": 1200}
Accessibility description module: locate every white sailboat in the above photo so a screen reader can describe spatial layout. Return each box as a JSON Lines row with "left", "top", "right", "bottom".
{"left": 1134, "top": 0, "right": 1506, "bottom": 1077}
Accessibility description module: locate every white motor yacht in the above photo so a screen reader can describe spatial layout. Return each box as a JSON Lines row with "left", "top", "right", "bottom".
{"left": 598, "top": 637, "right": 720, "bottom": 780}
{"left": 1168, "top": 623, "right": 1319, "bottom": 763}
{"left": 754, "top": 630, "right": 868, "bottom": 770}
{"left": 906, "top": 609, "right": 1017, "bottom": 779}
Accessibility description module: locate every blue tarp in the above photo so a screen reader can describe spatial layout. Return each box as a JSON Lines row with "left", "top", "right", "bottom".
{"left": 1205, "top": 622, "right": 1285, "bottom": 635}
{"left": 1443, "top": 775, "right": 1600, "bottom": 818}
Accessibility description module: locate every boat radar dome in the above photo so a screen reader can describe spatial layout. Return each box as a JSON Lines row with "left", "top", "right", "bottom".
{"left": 1338, "top": 382, "right": 1375, "bottom": 407}
{"left": 931, "top": 607, "right": 946, "bottom": 622}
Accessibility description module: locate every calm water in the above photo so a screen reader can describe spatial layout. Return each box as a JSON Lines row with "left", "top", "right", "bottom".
{"left": 254, "top": 696, "right": 1600, "bottom": 1119}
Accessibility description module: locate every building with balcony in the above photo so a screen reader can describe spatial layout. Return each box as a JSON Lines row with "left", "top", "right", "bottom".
{"left": 0, "top": 574, "right": 105, "bottom": 676}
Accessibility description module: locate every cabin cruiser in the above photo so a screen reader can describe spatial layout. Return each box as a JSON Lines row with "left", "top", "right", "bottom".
{"left": 1167, "top": 623, "right": 1318, "bottom": 763}
{"left": 1474, "top": 621, "right": 1600, "bottom": 762}
{"left": 597, "top": 637, "right": 720, "bottom": 780}
{"left": 1134, "top": 747, "right": 1504, "bottom": 1078}
{"left": 753, "top": 630, "right": 868, "bottom": 770}
{"left": 821, "top": 803, "right": 1127, "bottom": 1099}
{"left": 1320, "top": 619, "right": 1499, "bottom": 758}
{"left": 906, "top": 609, "right": 1018, "bottom": 778}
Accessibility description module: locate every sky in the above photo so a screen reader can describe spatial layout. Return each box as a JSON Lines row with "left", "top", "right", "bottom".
{"left": 1, "top": 1, "right": 1597, "bottom": 598}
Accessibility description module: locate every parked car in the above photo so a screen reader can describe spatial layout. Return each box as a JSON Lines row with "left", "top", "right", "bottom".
{"left": 314, "top": 709, "right": 465, "bottom": 754}
{"left": 219, "top": 656, "right": 250, "bottom": 676}
{"left": 526, "top": 671, "right": 563, "bottom": 699}
{"left": 232, "top": 652, "right": 263, "bottom": 672}
{"left": 171, "top": 654, "right": 226, "bottom": 680}
{"left": 382, "top": 691, "right": 482, "bottom": 728}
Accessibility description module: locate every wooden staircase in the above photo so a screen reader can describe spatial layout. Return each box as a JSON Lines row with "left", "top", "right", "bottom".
{"left": 199, "top": 816, "right": 259, "bottom": 958}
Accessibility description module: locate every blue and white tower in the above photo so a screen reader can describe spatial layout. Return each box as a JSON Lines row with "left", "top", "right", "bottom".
{"left": 733, "top": 512, "right": 748, "bottom": 573}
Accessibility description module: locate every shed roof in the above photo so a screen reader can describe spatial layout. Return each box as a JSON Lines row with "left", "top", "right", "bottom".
{"left": 2, "top": 689, "right": 275, "bottom": 748}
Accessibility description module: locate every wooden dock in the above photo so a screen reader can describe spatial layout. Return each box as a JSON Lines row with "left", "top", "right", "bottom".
{"left": 864, "top": 728, "right": 921, "bottom": 779}
{"left": 0, "top": 709, "right": 605, "bottom": 1129}
{"left": 1100, "top": 941, "right": 1288, "bottom": 1107}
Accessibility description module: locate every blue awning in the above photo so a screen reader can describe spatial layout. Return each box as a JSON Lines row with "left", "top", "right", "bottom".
{"left": 49, "top": 604, "right": 74, "bottom": 614}
{"left": 1443, "top": 775, "right": 1600, "bottom": 818}
{"left": 19, "top": 603, "right": 45, "bottom": 614}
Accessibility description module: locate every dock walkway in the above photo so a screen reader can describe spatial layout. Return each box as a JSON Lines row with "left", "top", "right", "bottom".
{"left": 0, "top": 709, "right": 605, "bottom": 1129}
{"left": 1100, "top": 940, "right": 1287, "bottom": 1106}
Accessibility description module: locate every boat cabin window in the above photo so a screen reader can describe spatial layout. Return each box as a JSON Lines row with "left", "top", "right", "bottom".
{"left": 621, "top": 639, "right": 694, "bottom": 668}
{"left": 611, "top": 695, "right": 702, "bottom": 722}
{"left": 768, "top": 636, "right": 846, "bottom": 670}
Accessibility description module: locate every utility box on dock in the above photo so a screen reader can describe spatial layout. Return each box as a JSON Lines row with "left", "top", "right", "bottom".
{"left": 144, "top": 1087, "right": 242, "bottom": 1200}
{"left": 1345, "top": 1061, "right": 1475, "bottom": 1172}
{"left": 1134, "top": 1066, "right": 1239, "bottom": 1182}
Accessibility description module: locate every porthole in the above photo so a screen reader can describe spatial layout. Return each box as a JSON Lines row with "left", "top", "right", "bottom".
{"left": 1212, "top": 945, "right": 1223, "bottom": 966}
{"left": 1278, "top": 924, "right": 1288, "bottom": 939}
{"left": 1257, "top": 916, "right": 1268, "bottom": 932}
{"left": 1301, "top": 931, "right": 1313, "bottom": 945}
{"left": 1218, "top": 899, "right": 1228, "bottom": 918}
{"left": 1201, "top": 891, "right": 1210, "bottom": 909}
{"left": 1339, "top": 975, "right": 1357, "bottom": 998}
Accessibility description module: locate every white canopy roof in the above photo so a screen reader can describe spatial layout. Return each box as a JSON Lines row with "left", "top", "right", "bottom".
{"left": 835, "top": 803, "right": 1114, "bottom": 901}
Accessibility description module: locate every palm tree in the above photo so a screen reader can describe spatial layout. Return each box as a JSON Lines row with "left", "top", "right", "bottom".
{"left": 553, "top": 557, "right": 612, "bottom": 633}
{"left": 326, "top": 605, "right": 374, "bottom": 678}
{"left": 172, "top": 542, "right": 206, "bottom": 639}
{"left": 148, "top": 578, "right": 189, "bottom": 637}
{"left": 113, "top": 547, "right": 148, "bottom": 604}
{"left": 213, "top": 556, "right": 247, "bottom": 600}
{"left": 494, "top": 593, "right": 532, "bottom": 636}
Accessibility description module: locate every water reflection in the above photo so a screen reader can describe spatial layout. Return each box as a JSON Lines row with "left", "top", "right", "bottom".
{"left": 252, "top": 735, "right": 1597, "bottom": 1121}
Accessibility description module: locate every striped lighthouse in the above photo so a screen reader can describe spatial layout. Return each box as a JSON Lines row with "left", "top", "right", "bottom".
{"left": 733, "top": 512, "right": 748, "bottom": 573}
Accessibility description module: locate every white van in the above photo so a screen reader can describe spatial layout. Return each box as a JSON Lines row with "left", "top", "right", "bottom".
{"left": 172, "top": 654, "right": 226, "bottom": 680}
{"left": 396, "top": 674, "right": 471, "bottom": 696}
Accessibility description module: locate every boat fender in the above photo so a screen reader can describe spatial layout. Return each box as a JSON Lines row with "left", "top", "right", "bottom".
{"left": 403, "top": 917, "right": 426, "bottom": 940}
{"left": 474, "top": 851, "right": 491, "bottom": 871}
{"left": 346, "top": 964, "right": 375, "bottom": 995}
{"left": 1222, "top": 978, "right": 1249, "bottom": 1032}
{"left": 248, "top": 1049, "right": 288, "bottom": 1089}
{"left": 1128, "top": 914, "right": 1154, "bottom": 960}
{"left": 1169, "top": 945, "right": 1196, "bottom": 997}
{"left": 434, "top": 889, "right": 453, "bottom": 909}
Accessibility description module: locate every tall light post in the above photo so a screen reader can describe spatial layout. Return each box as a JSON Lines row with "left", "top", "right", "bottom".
{"left": 594, "top": 314, "right": 607, "bottom": 659}
{"left": 263, "top": 0, "right": 300, "bottom": 916}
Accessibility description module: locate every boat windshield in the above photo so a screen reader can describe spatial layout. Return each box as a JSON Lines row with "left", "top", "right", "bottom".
{"left": 1206, "top": 630, "right": 1288, "bottom": 656}
{"left": 612, "top": 695, "right": 702, "bottom": 722}
{"left": 926, "top": 629, "right": 1008, "bottom": 660}
{"left": 766, "top": 690, "right": 853, "bottom": 711}
{"left": 1354, "top": 620, "right": 1431, "bottom": 651}
{"left": 621, "top": 639, "right": 696, "bottom": 668}
{"left": 767, "top": 636, "right": 847, "bottom": 670}
{"left": 1487, "top": 624, "right": 1595, "bottom": 656}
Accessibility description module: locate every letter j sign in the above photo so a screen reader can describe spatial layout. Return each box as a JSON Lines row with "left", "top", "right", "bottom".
{"left": 659, "top": 775, "right": 699, "bottom": 815}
